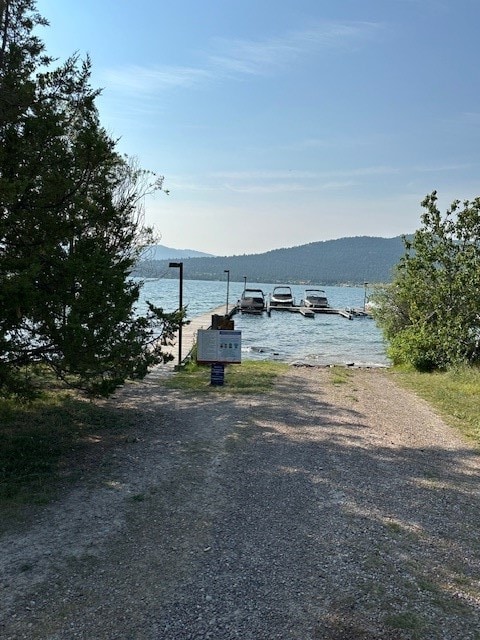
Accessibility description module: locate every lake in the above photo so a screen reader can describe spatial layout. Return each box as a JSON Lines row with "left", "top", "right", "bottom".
{"left": 137, "top": 278, "right": 389, "bottom": 367}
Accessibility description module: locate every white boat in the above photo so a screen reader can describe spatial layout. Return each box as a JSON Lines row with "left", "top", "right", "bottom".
{"left": 239, "top": 288, "right": 265, "bottom": 314}
{"left": 270, "top": 286, "right": 294, "bottom": 307}
{"left": 364, "top": 299, "right": 379, "bottom": 315}
{"left": 303, "top": 288, "right": 329, "bottom": 310}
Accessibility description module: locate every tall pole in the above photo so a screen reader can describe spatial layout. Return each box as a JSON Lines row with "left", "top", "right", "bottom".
{"left": 224, "top": 269, "right": 230, "bottom": 315}
{"left": 243, "top": 275, "right": 247, "bottom": 293}
{"left": 169, "top": 262, "right": 183, "bottom": 367}
{"left": 363, "top": 281, "right": 368, "bottom": 312}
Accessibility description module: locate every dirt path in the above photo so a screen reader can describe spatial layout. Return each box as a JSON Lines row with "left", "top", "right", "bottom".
{"left": 1, "top": 367, "right": 480, "bottom": 639}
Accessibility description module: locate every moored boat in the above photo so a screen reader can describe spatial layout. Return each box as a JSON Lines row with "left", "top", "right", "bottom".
{"left": 303, "top": 288, "right": 329, "bottom": 309}
{"left": 239, "top": 288, "right": 265, "bottom": 314}
{"left": 269, "top": 286, "right": 294, "bottom": 307}
{"left": 364, "top": 299, "right": 378, "bottom": 315}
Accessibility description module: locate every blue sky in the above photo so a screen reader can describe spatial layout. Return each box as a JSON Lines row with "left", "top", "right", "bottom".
{"left": 36, "top": 0, "right": 480, "bottom": 255}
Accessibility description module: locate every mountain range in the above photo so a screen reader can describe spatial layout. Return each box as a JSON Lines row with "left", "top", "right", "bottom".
{"left": 141, "top": 244, "right": 213, "bottom": 261}
{"left": 134, "top": 236, "right": 409, "bottom": 285}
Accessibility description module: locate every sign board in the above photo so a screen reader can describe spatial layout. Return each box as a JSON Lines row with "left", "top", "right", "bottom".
{"left": 197, "top": 329, "right": 242, "bottom": 364}
{"left": 210, "top": 363, "right": 225, "bottom": 386}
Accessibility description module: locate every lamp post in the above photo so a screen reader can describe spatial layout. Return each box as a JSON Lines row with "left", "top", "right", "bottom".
{"left": 169, "top": 262, "right": 183, "bottom": 367}
{"left": 363, "top": 282, "right": 368, "bottom": 312}
{"left": 243, "top": 275, "right": 247, "bottom": 293}
{"left": 224, "top": 269, "right": 230, "bottom": 315}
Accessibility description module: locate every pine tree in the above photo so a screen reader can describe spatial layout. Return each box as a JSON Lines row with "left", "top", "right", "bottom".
{"left": 0, "top": 0, "right": 181, "bottom": 395}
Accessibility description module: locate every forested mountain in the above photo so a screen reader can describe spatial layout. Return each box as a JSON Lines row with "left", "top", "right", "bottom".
{"left": 141, "top": 244, "right": 214, "bottom": 260}
{"left": 134, "top": 236, "right": 408, "bottom": 284}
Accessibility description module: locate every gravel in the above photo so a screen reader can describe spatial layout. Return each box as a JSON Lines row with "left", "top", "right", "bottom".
{"left": 1, "top": 366, "right": 480, "bottom": 639}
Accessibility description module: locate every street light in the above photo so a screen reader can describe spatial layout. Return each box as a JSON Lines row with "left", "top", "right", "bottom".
{"left": 169, "top": 262, "right": 183, "bottom": 367}
{"left": 243, "top": 275, "right": 247, "bottom": 293}
{"left": 224, "top": 269, "right": 230, "bottom": 315}
{"left": 363, "top": 282, "right": 368, "bottom": 312}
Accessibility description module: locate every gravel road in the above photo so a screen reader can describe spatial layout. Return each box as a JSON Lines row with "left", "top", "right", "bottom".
{"left": 1, "top": 366, "right": 480, "bottom": 639}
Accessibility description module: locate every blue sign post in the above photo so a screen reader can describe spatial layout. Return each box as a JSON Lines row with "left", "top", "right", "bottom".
{"left": 210, "top": 363, "right": 225, "bottom": 386}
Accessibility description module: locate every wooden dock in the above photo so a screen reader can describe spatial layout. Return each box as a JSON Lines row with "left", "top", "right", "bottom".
{"left": 299, "top": 307, "right": 315, "bottom": 318}
{"left": 163, "top": 301, "right": 370, "bottom": 367}
{"left": 265, "top": 303, "right": 355, "bottom": 320}
{"left": 163, "top": 305, "right": 228, "bottom": 365}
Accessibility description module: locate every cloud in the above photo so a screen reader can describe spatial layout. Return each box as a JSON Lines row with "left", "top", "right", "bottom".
{"left": 223, "top": 182, "right": 318, "bottom": 194}
{"left": 103, "top": 21, "right": 381, "bottom": 95}
{"left": 290, "top": 131, "right": 396, "bottom": 151}
{"left": 201, "top": 163, "right": 476, "bottom": 196}
{"left": 212, "top": 166, "right": 397, "bottom": 181}
{"left": 102, "top": 65, "right": 212, "bottom": 94}
{"left": 411, "top": 162, "right": 474, "bottom": 173}
{"left": 212, "top": 170, "right": 318, "bottom": 180}
{"left": 165, "top": 163, "right": 472, "bottom": 198}
{"left": 165, "top": 166, "right": 395, "bottom": 196}
{"left": 207, "top": 23, "right": 372, "bottom": 76}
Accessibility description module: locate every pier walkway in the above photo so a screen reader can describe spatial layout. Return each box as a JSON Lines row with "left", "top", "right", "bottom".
{"left": 163, "top": 305, "right": 228, "bottom": 365}
{"left": 163, "top": 301, "right": 369, "bottom": 366}
{"left": 265, "top": 303, "right": 356, "bottom": 319}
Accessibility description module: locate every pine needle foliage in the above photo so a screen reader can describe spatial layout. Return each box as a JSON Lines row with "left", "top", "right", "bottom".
{"left": 0, "top": 1, "right": 181, "bottom": 396}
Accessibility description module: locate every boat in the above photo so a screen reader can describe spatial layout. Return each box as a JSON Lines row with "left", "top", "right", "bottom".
{"left": 303, "top": 288, "right": 329, "bottom": 310}
{"left": 364, "top": 299, "right": 378, "bottom": 316}
{"left": 269, "top": 286, "right": 294, "bottom": 307}
{"left": 239, "top": 288, "right": 265, "bottom": 314}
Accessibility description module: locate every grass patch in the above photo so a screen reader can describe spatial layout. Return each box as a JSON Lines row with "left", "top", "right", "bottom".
{"left": 0, "top": 392, "right": 132, "bottom": 509}
{"left": 130, "top": 493, "right": 146, "bottom": 502}
{"left": 165, "top": 360, "right": 288, "bottom": 394}
{"left": 385, "top": 520, "right": 403, "bottom": 534}
{"left": 393, "top": 366, "right": 480, "bottom": 445}
{"left": 385, "top": 611, "right": 424, "bottom": 632}
{"left": 329, "top": 366, "right": 353, "bottom": 385}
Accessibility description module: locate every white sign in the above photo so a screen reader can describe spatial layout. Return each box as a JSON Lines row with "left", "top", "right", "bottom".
{"left": 197, "top": 330, "right": 242, "bottom": 364}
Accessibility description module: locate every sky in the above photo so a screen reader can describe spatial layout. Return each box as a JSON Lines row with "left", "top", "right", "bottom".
{"left": 35, "top": 0, "right": 480, "bottom": 256}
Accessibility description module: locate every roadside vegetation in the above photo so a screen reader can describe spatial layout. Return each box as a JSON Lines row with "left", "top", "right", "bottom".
{"left": 370, "top": 192, "right": 480, "bottom": 446}
{"left": 0, "top": 390, "right": 134, "bottom": 514}
{"left": 373, "top": 192, "right": 480, "bottom": 372}
{"left": 326, "top": 363, "right": 480, "bottom": 447}
{"left": 392, "top": 366, "right": 480, "bottom": 445}
{"left": 0, "top": 361, "right": 288, "bottom": 509}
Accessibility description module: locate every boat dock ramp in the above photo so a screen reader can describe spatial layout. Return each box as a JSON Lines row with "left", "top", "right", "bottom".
{"left": 238, "top": 301, "right": 370, "bottom": 321}
{"left": 263, "top": 302, "right": 361, "bottom": 320}
{"left": 237, "top": 285, "right": 371, "bottom": 320}
{"left": 163, "top": 301, "right": 369, "bottom": 368}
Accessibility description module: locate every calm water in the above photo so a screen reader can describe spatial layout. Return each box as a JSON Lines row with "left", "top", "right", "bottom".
{"left": 138, "top": 278, "right": 389, "bottom": 367}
